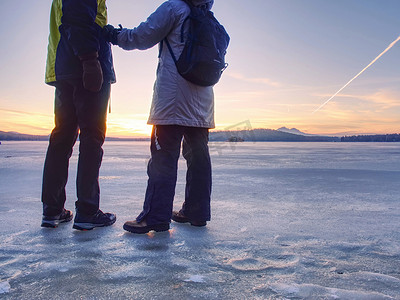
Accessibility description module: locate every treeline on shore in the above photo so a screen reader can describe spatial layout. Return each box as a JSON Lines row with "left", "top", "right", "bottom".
{"left": 209, "top": 130, "right": 400, "bottom": 142}
{"left": 340, "top": 134, "right": 400, "bottom": 142}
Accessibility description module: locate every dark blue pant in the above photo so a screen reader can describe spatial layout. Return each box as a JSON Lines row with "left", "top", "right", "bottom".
{"left": 137, "top": 125, "right": 212, "bottom": 225}
{"left": 41, "top": 79, "right": 110, "bottom": 216}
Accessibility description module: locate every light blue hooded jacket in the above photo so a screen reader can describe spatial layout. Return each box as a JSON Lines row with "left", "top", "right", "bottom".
{"left": 117, "top": 0, "right": 216, "bottom": 128}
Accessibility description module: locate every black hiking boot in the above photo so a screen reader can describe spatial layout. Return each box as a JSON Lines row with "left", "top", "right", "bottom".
{"left": 73, "top": 210, "right": 116, "bottom": 230}
{"left": 171, "top": 211, "right": 207, "bottom": 227}
{"left": 41, "top": 209, "right": 73, "bottom": 228}
{"left": 123, "top": 220, "right": 170, "bottom": 234}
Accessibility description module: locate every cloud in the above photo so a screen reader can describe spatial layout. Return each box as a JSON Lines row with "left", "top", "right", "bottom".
{"left": 313, "top": 90, "right": 400, "bottom": 112}
{"left": 364, "top": 91, "right": 400, "bottom": 110}
{"left": 0, "top": 108, "right": 52, "bottom": 117}
{"left": 0, "top": 121, "right": 52, "bottom": 135}
{"left": 226, "top": 72, "right": 282, "bottom": 87}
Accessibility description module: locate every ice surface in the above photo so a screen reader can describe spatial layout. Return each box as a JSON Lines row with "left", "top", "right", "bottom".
{"left": 0, "top": 141, "right": 399, "bottom": 299}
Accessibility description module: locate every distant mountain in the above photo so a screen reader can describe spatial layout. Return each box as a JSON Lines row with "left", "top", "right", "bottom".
{"left": 209, "top": 129, "right": 339, "bottom": 142}
{"left": 277, "top": 127, "right": 314, "bottom": 136}
{"left": 0, "top": 131, "right": 48, "bottom": 141}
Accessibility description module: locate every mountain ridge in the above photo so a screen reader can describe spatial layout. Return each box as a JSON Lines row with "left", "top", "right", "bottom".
{"left": 209, "top": 128, "right": 339, "bottom": 142}
{"left": 277, "top": 127, "right": 315, "bottom": 136}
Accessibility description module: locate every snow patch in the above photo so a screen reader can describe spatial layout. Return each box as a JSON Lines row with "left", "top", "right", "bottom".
{"left": 267, "top": 283, "right": 393, "bottom": 299}
{"left": 228, "top": 255, "right": 299, "bottom": 271}
{"left": 0, "top": 281, "right": 11, "bottom": 294}
{"left": 41, "top": 261, "right": 71, "bottom": 273}
{"left": 184, "top": 275, "right": 205, "bottom": 283}
{"left": 102, "top": 266, "right": 158, "bottom": 280}
{"left": 347, "top": 272, "right": 400, "bottom": 285}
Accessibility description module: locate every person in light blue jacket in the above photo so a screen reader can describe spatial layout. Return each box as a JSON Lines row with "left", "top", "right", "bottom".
{"left": 104, "top": 0, "right": 216, "bottom": 233}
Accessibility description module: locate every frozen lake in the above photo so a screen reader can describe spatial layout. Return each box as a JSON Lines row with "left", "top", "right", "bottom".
{"left": 0, "top": 141, "right": 399, "bottom": 299}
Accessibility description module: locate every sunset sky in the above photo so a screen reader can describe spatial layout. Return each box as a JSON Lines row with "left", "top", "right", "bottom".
{"left": 0, "top": 0, "right": 399, "bottom": 137}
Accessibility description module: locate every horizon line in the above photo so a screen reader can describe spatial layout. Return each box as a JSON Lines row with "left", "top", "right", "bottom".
{"left": 1, "top": 129, "right": 399, "bottom": 140}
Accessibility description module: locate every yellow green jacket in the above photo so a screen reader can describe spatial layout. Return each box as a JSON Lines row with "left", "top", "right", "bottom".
{"left": 45, "top": 0, "right": 115, "bottom": 84}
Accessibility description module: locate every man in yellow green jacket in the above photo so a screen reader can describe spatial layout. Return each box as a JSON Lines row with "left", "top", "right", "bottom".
{"left": 41, "top": 0, "right": 116, "bottom": 230}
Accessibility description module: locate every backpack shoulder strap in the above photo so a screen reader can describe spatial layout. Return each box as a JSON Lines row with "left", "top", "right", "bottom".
{"left": 158, "top": 40, "right": 163, "bottom": 58}
{"left": 159, "top": 0, "right": 199, "bottom": 63}
{"left": 160, "top": 38, "right": 178, "bottom": 64}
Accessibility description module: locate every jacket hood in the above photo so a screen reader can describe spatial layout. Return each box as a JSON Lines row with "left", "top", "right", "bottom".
{"left": 190, "top": 0, "right": 214, "bottom": 9}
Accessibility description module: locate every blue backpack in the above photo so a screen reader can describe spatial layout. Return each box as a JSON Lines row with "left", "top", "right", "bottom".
{"left": 162, "top": 0, "right": 230, "bottom": 86}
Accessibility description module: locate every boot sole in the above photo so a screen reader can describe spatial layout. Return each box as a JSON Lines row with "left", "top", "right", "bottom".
{"left": 171, "top": 215, "right": 206, "bottom": 227}
{"left": 123, "top": 223, "right": 170, "bottom": 234}
{"left": 41, "top": 215, "right": 73, "bottom": 228}
{"left": 73, "top": 218, "right": 116, "bottom": 231}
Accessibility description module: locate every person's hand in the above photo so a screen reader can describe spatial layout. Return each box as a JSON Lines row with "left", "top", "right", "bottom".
{"left": 79, "top": 52, "right": 104, "bottom": 92}
{"left": 102, "top": 24, "right": 122, "bottom": 45}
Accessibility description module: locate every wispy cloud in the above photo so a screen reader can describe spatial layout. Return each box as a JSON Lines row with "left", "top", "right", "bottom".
{"left": 314, "top": 90, "right": 400, "bottom": 111}
{"left": 226, "top": 72, "right": 282, "bottom": 87}
{"left": 0, "top": 108, "right": 52, "bottom": 117}
{"left": 364, "top": 91, "right": 400, "bottom": 110}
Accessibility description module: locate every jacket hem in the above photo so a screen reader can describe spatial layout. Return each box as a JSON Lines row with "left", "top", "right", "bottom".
{"left": 147, "top": 119, "right": 215, "bottom": 129}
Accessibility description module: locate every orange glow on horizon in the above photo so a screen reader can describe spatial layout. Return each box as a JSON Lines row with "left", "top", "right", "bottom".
{"left": 1, "top": 117, "right": 399, "bottom": 138}
{"left": 1, "top": 105, "right": 399, "bottom": 138}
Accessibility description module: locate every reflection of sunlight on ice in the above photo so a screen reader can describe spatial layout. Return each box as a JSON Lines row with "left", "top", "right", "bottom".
{"left": 168, "top": 228, "right": 176, "bottom": 235}
{"left": 146, "top": 232, "right": 155, "bottom": 238}
{"left": 144, "top": 228, "right": 174, "bottom": 238}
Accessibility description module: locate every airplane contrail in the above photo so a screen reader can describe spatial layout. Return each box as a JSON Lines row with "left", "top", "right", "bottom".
{"left": 313, "top": 35, "right": 400, "bottom": 114}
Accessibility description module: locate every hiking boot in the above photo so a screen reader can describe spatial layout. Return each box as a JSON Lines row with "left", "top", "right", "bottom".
{"left": 41, "top": 209, "right": 73, "bottom": 228}
{"left": 171, "top": 211, "right": 207, "bottom": 227}
{"left": 123, "top": 220, "right": 170, "bottom": 234}
{"left": 73, "top": 210, "right": 116, "bottom": 230}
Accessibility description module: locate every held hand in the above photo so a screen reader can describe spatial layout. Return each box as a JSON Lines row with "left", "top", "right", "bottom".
{"left": 79, "top": 52, "right": 104, "bottom": 92}
{"left": 102, "top": 24, "right": 122, "bottom": 45}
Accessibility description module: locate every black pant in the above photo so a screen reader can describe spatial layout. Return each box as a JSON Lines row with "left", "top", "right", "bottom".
{"left": 136, "top": 125, "right": 212, "bottom": 225}
{"left": 41, "top": 79, "right": 110, "bottom": 216}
